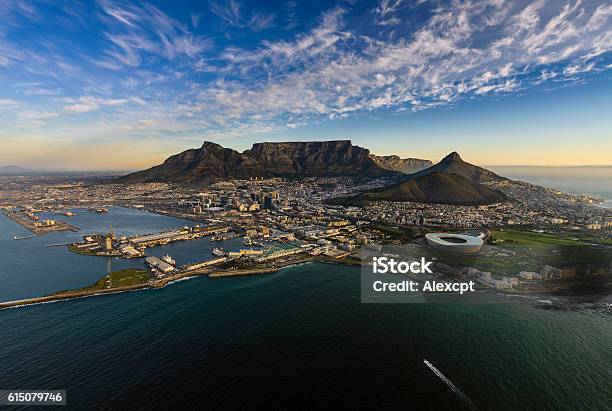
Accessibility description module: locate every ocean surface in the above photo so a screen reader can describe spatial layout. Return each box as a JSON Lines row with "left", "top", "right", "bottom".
{"left": 1, "top": 208, "right": 611, "bottom": 409}
{"left": 0, "top": 207, "right": 245, "bottom": 302}
{"left": 488, "top": 166, "right": 612, "bottom": 208}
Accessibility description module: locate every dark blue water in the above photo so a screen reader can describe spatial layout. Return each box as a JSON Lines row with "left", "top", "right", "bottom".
{"left": 0, "top": 207, "right": 245, "bottom": 302}
{"left": 1, "top": 208, "right": 612, "bottom": 409}
{"left": 1, "top": 264, "right": 611, "bottom": 409}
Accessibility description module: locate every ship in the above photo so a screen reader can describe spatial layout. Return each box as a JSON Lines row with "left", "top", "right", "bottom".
{"left": 211, "top": 247, "right": 225, "bottom": 257}
{"left": 161, "top": 255, "right": 176, "bottom": 266}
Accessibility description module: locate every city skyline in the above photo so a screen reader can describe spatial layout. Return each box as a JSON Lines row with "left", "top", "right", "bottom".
{"left": 1, "top": 0, "right": 611, "bottom": 169}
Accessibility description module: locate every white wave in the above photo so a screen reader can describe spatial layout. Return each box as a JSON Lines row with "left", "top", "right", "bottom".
{"left": 423, "top": 359, "right": 475, "bottom": 410}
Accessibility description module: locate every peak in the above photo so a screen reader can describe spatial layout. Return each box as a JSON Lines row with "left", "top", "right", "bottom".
{"left": 441, "top": 151, "right": 462, "bottom": 162}
{"left": 201, "top": 141, "right": 224, "bottom": 150}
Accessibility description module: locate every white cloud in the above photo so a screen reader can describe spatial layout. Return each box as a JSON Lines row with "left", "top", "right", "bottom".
{"left": 97, "top": 0, "right": 211, "bottom": 69}
{"left": 182, "top": 0, "right": 612, "bottom": 130}
{"left": 20, "top": 111, "right": 59, "bottom": 120}
{"left": 373, "top": 0, "right": 403, "bottom": 26}
{"left": 1, "top": 0, "right": 611, "bottom": 138}
{"left": 63, "top": 96, "right": 129, "bottom": 113}
{"left": 0, "top": 98, "right": 19, "bottom": 107}
{"left": 209, "top": 0, "right": 275, "bottom": 31}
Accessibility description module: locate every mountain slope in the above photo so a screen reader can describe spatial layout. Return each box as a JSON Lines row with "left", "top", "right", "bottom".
{"left": 409, "top": 152, "right": 505, "bottom": 183}
{"left": 114, "top": 140, "right": 393, "bottom": 184}
{"left": 332, "top": 172, "right": 507, "bottom": 206}
{"left": 370, "top": 155, "right": 433, "bottom": 174}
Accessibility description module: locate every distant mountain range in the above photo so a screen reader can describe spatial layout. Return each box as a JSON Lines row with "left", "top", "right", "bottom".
{"left": 0, "top": 166, "right": 35, "bottom": 175}
{"left": 329, "top": 152, "right": 508, "bottom": 206}
{"left": 114, "top": 140, "right": 396, "bottom": 184}
{"left": 0, "top": 166, "right": 128, "bottom": 176}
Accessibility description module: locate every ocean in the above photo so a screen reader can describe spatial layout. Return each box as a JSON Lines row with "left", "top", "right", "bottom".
{"left": 1, "top": 264, "right": 611, "bottom": 409}
{"left": 488, "top": 166, "right": 612, "bottom": 208}
{"left": 0, "top": 208, "right": 611, "bottom": 409}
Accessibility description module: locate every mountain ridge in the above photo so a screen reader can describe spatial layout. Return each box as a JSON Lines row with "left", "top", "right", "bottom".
{"left": 369, "top": 154, "right": 433, "bottom": 174}
{"left": 114, "top": 140, "right": 395, "bottom": 184}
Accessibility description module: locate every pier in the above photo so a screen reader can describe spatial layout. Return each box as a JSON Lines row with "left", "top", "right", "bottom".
{"left": 5, "top": 211, "right": 79, "bottom": 235}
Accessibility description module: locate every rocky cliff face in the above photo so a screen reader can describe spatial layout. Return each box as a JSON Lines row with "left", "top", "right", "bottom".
{"left": 369, "top": 154, "right": 433, "bottom": 174}
{"left": 245, "top": 140, "right": 386, "bottom": 177}
{"left": 114, "top": 140, "right": 393, "bottom": 184}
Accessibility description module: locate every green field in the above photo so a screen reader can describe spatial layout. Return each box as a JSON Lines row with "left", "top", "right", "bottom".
{"left": 417, "top": 229, "right": 611, "bottom": 275}
{"left": 61, "top": 269, "right": 151, "bottom": 293}
{"left": 490, "top": 229, "right": 586, "bottom": 246}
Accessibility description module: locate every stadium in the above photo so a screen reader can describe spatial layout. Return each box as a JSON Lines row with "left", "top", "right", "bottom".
{"left": 425, "top": 233, "right": 484, "bottom": 254}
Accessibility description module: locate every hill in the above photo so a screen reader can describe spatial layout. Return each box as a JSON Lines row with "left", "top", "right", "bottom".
{"left": 332, "top": 172, "right": 508, "bottom": 206}
{"left": 409, "top": 152, "right": 505, "bottom": 183}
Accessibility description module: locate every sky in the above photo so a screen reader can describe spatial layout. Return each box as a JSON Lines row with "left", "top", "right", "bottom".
{"left": 0, "top": 0, "right": 611, "bottom": 170}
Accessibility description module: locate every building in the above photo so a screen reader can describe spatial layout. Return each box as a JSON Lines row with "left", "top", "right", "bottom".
{"left": 228, "top": 249, "right": 263, "bottom": 258}
{"left": 425, "top": 233, "right": 484, "bottom": 254}
{"left": 256, "top": 244, "right": 303, "bottom": 261}
{"left": 145, "top": 256, "right": 175, "bottom": 274}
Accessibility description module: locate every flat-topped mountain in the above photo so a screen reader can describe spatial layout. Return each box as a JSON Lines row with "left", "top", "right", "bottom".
{"left": 369, "top": 154, "right": 433, "bottom": 174}
{"left": 409, "top": 151, "right": 505, "bottom": 183}
{"left": 114, "top": 140, "right": 393, "bottom": 184}
{"left": 245, "top": 140, "right": 386, "bottom": 177}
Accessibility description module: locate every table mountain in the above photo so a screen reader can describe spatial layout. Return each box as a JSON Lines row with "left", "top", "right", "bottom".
{"left": 114, "top": 140, "right": 393, "bottom": 184}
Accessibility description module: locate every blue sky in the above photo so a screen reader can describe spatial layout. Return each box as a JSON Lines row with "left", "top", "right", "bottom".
{"left": 0, "top": 0, "right": 611, "bottom": 169}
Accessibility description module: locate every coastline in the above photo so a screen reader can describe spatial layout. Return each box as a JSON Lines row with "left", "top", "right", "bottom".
{"left": 0, "top": 256, "right": 324, "bottom": 310}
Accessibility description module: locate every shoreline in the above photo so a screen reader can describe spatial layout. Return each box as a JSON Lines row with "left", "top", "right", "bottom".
{"left": 0, "top": 256, "right": 322, "bottom": 310}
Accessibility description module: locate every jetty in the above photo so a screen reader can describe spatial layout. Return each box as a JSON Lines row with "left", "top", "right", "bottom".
{"left": 46, "top": 242, "right": 73, "bottom": 247}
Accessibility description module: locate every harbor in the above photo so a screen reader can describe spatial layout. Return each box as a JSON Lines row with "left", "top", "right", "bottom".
{"left": 5, "top": 210, "right": 79, "bottom": 235}
{"left": 67, "top": 224, "right": 232, "bottom": 259}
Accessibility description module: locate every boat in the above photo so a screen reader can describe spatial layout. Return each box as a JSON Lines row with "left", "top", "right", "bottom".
{"left": 161, "top": 255, "right": 176, "bottom": 266}
{"left": 211, "top": 247, "right": 225, "bottom": 257}
{"left": 243, "top": 237, "right": 254, "bottom": 246}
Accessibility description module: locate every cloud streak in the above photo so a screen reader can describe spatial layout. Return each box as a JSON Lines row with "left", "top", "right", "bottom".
{"left": 0, "top": 0, "right": 610, "bottom": 142}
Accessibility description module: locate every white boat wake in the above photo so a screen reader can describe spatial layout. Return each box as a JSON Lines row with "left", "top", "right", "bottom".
{"left": 423, "top": 359, "right": 476, "bottom": 410}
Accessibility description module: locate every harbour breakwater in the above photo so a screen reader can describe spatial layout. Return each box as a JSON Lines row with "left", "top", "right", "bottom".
{"left": 0, "top": 259, "right": 316, "bottom": 310}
